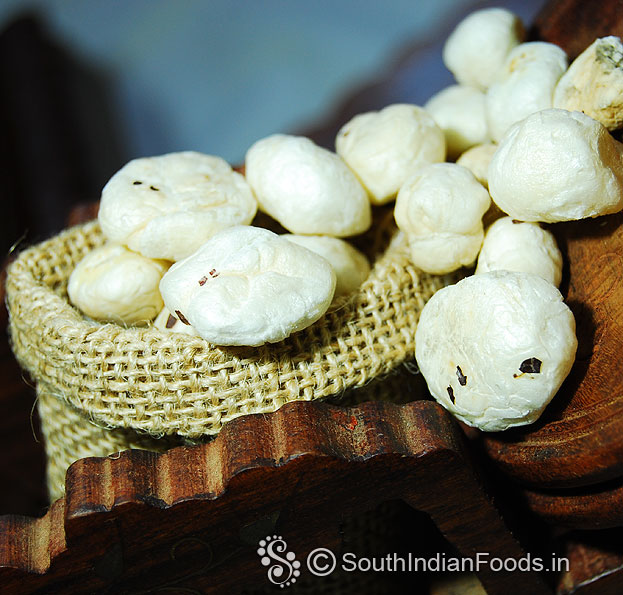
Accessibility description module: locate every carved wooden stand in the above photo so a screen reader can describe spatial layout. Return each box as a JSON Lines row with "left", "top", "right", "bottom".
{"left": 0, "top": 400, "right": 550, "bottom": 594}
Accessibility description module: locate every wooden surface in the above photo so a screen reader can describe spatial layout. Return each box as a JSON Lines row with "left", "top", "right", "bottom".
{"left": 549, "top": 528, "right": 623, "bottom": 595}
{"left": 0, "top": 400, "right": 550, "bottom": 594}
{"left": 3, "top": 1, "right": 623, "bottom": 593}
{"left": 523, "top": 477, "right": 623, "bottom": 530}
{"left": 483, "top": 211, "right": 623, "bottom": 489}
{"left": 481, "top": 0, "right": 623, "bottom": 499}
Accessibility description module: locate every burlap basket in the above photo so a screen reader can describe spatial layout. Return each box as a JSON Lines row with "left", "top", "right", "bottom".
{"left": 6, "top": 209, "right": 454, "bottom": 500}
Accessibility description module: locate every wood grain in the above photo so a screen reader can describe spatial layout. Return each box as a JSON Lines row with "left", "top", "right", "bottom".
{"left": 483, "top": 0, "right": 623, "bottom": 490}
{"left": 530, "top": 0, "right": 623, "bottom": 59}
{"left": 555, "top": 529, "right": 623, "bottom": 595}
{"left": 523, "top": 476, "right": 623, "bottom": 529}
{"left": 484, "top": 212, "right": 623, "bottom": 488}
{"left": 0, "top": 400, "right": 549, "bottom": 594}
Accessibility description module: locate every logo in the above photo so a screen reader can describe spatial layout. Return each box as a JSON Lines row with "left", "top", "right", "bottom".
{"left": 306, "top": 548, "right": 337, "bottom": 577}
{"left": 257, "top": 535, "right": 301, "bottom": 588}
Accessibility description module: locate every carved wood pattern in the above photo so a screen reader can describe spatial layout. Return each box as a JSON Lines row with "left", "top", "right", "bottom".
{"left": 0, "top": 400, "right": 550, "bottom": 594}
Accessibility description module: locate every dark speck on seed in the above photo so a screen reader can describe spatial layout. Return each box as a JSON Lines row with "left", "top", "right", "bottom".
{"left": 198, "top": 276, "right": 208, "bottom": 286}
{"left": 447, "top": 386, "right": 455, "bottom": 403}
{"left": 165, "top": 314, "right": 177, "bottom": 329}
{"left": 519, "top": 357, "right": 542, "bottom": 374}
{"left": 456, "top": 366, "right": 467, "bottom": 386}
{"left": 512, "top": 219, "right": 522, "bottom": 224}
{"left": 133, "top": 180, "right": 142, "bottom": 185}
{"left": 150, "top": 185, "right": 160, "bottom": 191}
{"left": 175, "top": 310, "right": 190, "bottom": 325}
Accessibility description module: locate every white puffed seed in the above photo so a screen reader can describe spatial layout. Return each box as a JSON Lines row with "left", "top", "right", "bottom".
{"left": 245, "top": 134, "right": 370, "bottom": 236}
{"left": 456, "top": 143, "right": 498, "bottom": 189}
{"left": 476, "top": 217, "right": 563, "bottom": 286}
{"left": 415, "top": 270, "right": 577, "bottom": 432}
{"left": 442, "top": 8, "right": 525, "bottom": 91}
{"left": 554, "top": 36, "right": 623, "bottom": 131}
{"left": 394, "top": 163, "right": 491, "bottom": 274}
{"left": 68, "top": 243, "right": 169, "bottom": 325}
{"left": 335, "top": 104, "right": 445, "bottom": 204}
{"left": 98, "top": 151, "right": 257, "bottom": 262}
{"left": 488, "top": 108, "right": 623, "bottom": 222}
{"left": 405, "top": 233, "right": 484, "bottom": 276}
{"left": 424, "top": 85, "right": 490, "bottom": 159}
{"left": 282, "top": 235, "right": 370, "bottom": 298}
{"left": 153, "top": 307, "right": 199, "bottom": 336}
{"left": 159, "top": 226, "right": 336, "bottom": 346}
{"left": 486, "top": 42, "right": 568, "bottom": 142}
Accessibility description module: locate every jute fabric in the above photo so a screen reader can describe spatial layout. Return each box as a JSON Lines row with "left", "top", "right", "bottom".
{"left": 37, "top": 382, "right": 181, "bottom": 501}
{"left": 7, "top": 211, "right": 454, "bottom": 496}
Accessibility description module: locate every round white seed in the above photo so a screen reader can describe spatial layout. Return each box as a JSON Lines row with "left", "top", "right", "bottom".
{"left": 245, "top": 134, "right": 371, "bottom": 236}
{"left": 159, "top": 226, "right": 336, "bottom": 346}
{"left": 415, "top": 270, "right": 577, "bottom": 432}
{"left": 335, "top": 104, "right": 445, "bottom": 204}
{"left": 99, "top": 151, "right": 257, "bottom": 262}
{"left": 394, "top": 163, "right": 490, "bottom": 274}
{"left": 476, "top": 217, "right": 563, "bottom": 287}
{"left": 488, "top": 108, "right": 623, "bottom": 222}
{"left": 68, "top": 243, "right": 169, "bottom": 325}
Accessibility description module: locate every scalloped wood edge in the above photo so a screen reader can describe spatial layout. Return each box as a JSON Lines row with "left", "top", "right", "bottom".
{"left": 0, "top": 399, "right": 549, "bottom": 594}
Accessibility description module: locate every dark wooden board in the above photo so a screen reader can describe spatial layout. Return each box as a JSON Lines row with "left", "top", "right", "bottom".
{"left": 0, "top": 400, "right": 549, "bottom": 595}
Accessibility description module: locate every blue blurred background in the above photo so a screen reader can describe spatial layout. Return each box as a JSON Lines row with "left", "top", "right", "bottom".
{"left": 0, "top": 0, "right": 545, "bottom": 165}
{"left": 0, "top": 0, "right": 546, "bottom": 251}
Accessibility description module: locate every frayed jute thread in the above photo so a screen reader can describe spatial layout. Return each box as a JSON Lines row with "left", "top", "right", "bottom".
{"left": 7, "top": 213, "right": 457, "bottom": 500}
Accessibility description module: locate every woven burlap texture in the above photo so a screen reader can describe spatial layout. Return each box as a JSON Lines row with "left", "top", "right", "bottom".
{"left": 37, "top": 381, "right": 180, "bottom": 501}
{"left": 7, "top": 216, "right": 452, "bottom": 443}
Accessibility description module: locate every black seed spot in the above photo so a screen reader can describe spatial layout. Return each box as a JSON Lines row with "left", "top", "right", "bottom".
{"left": 519, "top": 357, "right": 542, "bottom": 374}
{"left": 133, "top": 180, "right": 142, "bottom": 185}
{"left": 165, "top": 314, "right": 177, "bottom": 329}
{"left": 175, "top": 310, "right": 190, "bottom": 325}
{"left": 512, "top": 219, "right": 522, "bottom": 224}
{"left": 198, "top": 276, "right": 208, "bottom": 286}
{"left": 456, "top": 366, "right": 467, "bottom": 386}
{"left": 150, "top": 185, "right": 160, "bottom": 191}
{"left": 447, "top": 386, "right": 455, "bottom": 403}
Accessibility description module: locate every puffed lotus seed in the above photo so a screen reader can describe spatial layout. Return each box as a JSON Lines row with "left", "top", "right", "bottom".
{"left": 488, "top": 108, "right": 623, "bottom": 222}
{"left": 424, "top": 84, "right": 490, "bottom": 160}
{"left": 415, "top": 270, "right": 577, "bottom": 432}
{"left": 476, "top": 217, "right": 563, "bottom": 287}
{"left": 281, "top": 235, "right": 370, "bottom": 298}
{"left": 159, "top": 225, "right": 336, "bottom": 346}
{"left": 456, "top": 143, "right": 498, "bottom": 190}
{"left": 245, "top": 134, "right": 371, "bottom": 236}
{"left": 486, "top": 41, "right": 568, "bottom": 142}
{"left": 68, "top": 243, "right": 169, "bottom": 325}
{"left": 455, "top": 142, "right": 505, "bottom": 227}
{"left": 394, "top": 163, "right": 490, "bottom": 274}
{"left": 442, "top": 7, "right": 525, "bottom": 91}
{"left": 554, "top": 36, "right": 623, "bottom": 131}
{"left": 98, "top": 151, "right": 257, "bottom": 262}
{"left": 335, "top": 104, "right": 445, "bottom": 204}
